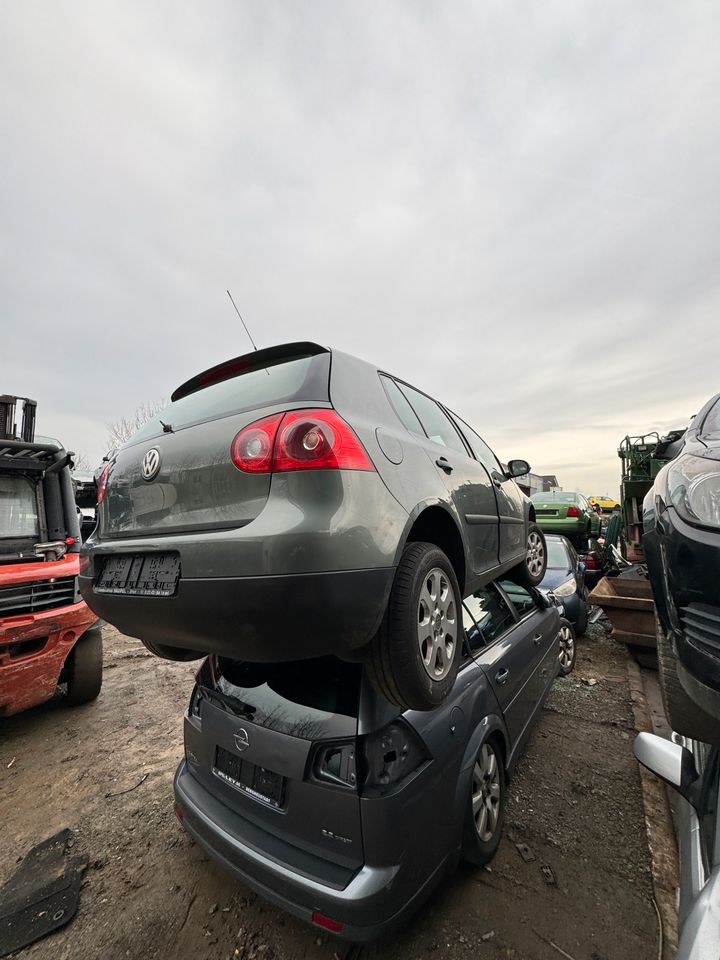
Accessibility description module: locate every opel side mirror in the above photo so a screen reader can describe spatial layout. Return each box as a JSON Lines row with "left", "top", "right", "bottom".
{"left": 506, "top": 459, "right": 531, "bottom": 479}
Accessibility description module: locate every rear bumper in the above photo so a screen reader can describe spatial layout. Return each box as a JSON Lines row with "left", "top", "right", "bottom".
{"left": 174, "top": 761, "right": 448, "bottom": 941}
{"left": 644, "top": 506, "right": 720, "bottom": 709}
{"left": 80, "top": 567, "right": 394, "bottom": 660}
{"left": 0, "top": 601, "right": 98, "bottom": 716}
{"left": 536, "top": 519, "right": 586, "bottom": 535}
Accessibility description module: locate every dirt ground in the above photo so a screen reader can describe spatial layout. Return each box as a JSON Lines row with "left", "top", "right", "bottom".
{"left": 1, "top": 621, "right": 664, "bottom": 960}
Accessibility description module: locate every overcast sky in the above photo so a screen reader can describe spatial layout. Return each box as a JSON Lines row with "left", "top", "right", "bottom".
{"left": 2, "top": 1, "right": 719, "bottom": 495}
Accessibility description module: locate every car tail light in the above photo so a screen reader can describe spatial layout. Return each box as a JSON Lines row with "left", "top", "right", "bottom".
{"left": 230, "top": 412, "right": 285, "bottom": 473}
{"left": 566, "top": 505, "right": 580, "bottom": 518}
{"left": 313, "top": 740, "right": 357, "bottom": 788}
{"left": 311, "top": 912, "right": 343, "bottom": 933}
{"left": 358, "top": 720, "right": 429, "bottom": 791}
{"left": 231, "top": 409, "right": 375, "bottom": 474}
{"left": 96, "top": 464, "right": 109, "bottom": 504}
{"left": 581, "top": 554, "right": 598, "bottom": 570}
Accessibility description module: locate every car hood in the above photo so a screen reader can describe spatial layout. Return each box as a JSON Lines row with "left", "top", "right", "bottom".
{"left": 541, "top": 567, "right": 573, "bottom": 591}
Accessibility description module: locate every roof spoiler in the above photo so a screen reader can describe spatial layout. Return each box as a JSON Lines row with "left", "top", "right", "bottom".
{"left": 171, "top": 342, "right": 328, "bottom": 403}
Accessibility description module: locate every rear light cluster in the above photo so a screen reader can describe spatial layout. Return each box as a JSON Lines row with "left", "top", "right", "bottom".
{"left": 96, "top": 464, "right": 110, "bottom": 504}
{"left": 313, "top": 720, "right": 428, "bottom": 792}
{"left": 566, "top": 505, "right": 580, "bottom": 518}
{"left": 231, "top": 409, "right": 374, "bottom": 474}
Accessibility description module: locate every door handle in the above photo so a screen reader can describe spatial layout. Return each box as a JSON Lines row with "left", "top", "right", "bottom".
{"left": 533, "top": 633, "right": 543, "bottom": 647}
{"left": 495, "top": 668, "right": 509, "bottom": 685}
{"left": 435, "top": 456, "right": 453, "bottom": 474}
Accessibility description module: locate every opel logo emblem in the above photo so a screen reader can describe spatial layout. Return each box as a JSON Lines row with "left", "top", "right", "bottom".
{"left": 234, "top": 728, "right": 250, "bottom": 752}
{"left": 141, "top": 448, "right": 161, "bottom": 481}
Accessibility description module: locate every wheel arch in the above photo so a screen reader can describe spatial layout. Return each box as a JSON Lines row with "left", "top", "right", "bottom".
{"left": 399, "top": 503, "right": 468, "bottom": 594}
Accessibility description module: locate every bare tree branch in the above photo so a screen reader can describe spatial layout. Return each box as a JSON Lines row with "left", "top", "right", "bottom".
{"left": 106, "top": 399, "right": 165, "bottom": 451}
{"left": 71, "top": 451, "right": 92, "bottom": 474}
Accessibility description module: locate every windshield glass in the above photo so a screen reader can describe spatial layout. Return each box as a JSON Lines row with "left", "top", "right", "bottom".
{"left": 131, "top": 351, "right": 330, "bottom": 444}
{"left": 546, "top": 538, "right": 570, "bottom": 568}
{"left": 531, "top": 492, "right": 577, "bottom": 503}
{"left": 0, "top": 476, "right": 39, "bottom": 538}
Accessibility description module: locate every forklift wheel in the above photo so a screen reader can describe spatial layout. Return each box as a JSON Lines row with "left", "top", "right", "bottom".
{"left": 65, "top": 625, "right": 103, "bottom": 706}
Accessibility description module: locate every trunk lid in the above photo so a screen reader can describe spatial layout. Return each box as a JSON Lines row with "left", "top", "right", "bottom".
{"left": 99, "top": 345, "right": 330, "bottom": 539}
{"left": 186, "top": 656, "right": 364, "bottom": 874}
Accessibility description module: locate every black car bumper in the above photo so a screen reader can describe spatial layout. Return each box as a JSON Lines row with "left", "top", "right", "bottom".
{"left": 79, "top": 566, "right": 394, "bottom": 660}
{"left": 644, "top": 506, "right": 720, "bottom": 712}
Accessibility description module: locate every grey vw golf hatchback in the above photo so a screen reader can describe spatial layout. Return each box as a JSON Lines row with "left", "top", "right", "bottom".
{"left": 81, "top": 342, "right": 546, "bottom": 709}
{"left": 174, "top": 581, "right": 562, "bottom": 940}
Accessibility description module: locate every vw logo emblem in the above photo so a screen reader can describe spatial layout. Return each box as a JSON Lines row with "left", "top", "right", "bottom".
{"left": 141, "top": 448, "right": 161, "bottom": 481}
{"left": 234, "top": 728, "right": 250, "bottom": 752}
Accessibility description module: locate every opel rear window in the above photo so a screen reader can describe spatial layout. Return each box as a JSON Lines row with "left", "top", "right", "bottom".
{"left": 131, "top": 351, "right": 330, "bottom": 443}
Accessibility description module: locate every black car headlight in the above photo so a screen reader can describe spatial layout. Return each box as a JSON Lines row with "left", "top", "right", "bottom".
{"left": 667, "top": 454, "right": 720, "bottom": 529}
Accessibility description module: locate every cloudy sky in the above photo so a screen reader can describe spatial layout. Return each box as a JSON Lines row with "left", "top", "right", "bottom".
{"left": 2, "top": 1, "right": 719, "bottom": 495}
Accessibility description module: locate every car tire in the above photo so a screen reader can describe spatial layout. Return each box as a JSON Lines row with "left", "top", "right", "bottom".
{"left": 65, "top": 625, "right": 103, "bottom": 706}
{"left": 461, "top": 738, "right": 506, "bottom": 866}
{"left": 366, "top": 541, "right": 462, "bottom": 711}
{"left": 575, "top": 600, "right": 588, "bottom": 638}
{"left": 656, "top": 616, "right": 720, "bottom": 745}
{"left": 557, "top": 618, "right": 576, "bottom": 676}
{"left": 141, "top": 640, "right": 205, "bottom": 662}
{"left": 506, "top": 523, "right": 547, "bottom": 589}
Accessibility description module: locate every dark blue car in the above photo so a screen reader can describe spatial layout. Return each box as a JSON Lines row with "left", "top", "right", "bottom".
{"left": 540, "top": 534, "right": 589, "bottom": 636}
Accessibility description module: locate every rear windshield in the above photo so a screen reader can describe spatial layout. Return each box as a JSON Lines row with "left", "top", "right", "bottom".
{"left": 0, "top": 476, "right": 39, "bottom": 539}
{"left": 131, "top": 351, "right": 330, "bottom": 444}
{"left": 531, "top": 492, "right": 577, "bottom": 503}
{"left": 202, "top": 656, "right": 361, "bottom": 739}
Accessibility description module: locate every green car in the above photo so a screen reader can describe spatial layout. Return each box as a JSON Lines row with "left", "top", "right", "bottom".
{"left": 530, "top": 491, "right": 601, "bottom": 544}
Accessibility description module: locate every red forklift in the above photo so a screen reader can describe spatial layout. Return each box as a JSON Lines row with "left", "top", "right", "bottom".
{"left": 0, "top": 395, "right": 101, "bottom": 716}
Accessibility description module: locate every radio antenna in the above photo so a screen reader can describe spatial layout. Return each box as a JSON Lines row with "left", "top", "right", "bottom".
{"left": 226, "top": 290, "right": 259, "bottom": 351}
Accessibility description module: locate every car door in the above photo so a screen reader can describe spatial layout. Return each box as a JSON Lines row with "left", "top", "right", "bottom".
{"left": 463, "top": 583, "right": 538, "bottom": 744}
{"left": 389, "top": 380, "right": 500, "bottom": 577}
{"left": 449, "top": 414, "right": 526, "bottom": 565}
{"left": 498, "top": 580, "right": 558, "bottom": 704}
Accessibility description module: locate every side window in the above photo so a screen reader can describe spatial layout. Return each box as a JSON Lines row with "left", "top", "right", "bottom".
{"left": 463, "top": 602, "right": 485, "bottom": 655}
{"left": 380, "top": 376, "right": 425, "bottom": 436}
{"left": 396, "top": 383, "right": 467, "bottom": 455}
{"left": 464, "top": 586, "right": 515, "bottom": 646}
{"left": 449, "top": 414, "right": 502, "bottom": 473}
{"left": 500, "top": 580, "right": 537, "bottom": 619}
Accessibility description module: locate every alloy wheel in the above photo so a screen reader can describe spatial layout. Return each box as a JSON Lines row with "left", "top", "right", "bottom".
{"left": 472, "top": 743, "right": 501, "bottom": 842}
{"left": 417, "top": 567, "right": 457, "bottom": 680}
{"left": 558, "top": 622, "right": 575, "bottom": 671}
{"left": 526, "top": 530, "right": 545, "bottom": 578}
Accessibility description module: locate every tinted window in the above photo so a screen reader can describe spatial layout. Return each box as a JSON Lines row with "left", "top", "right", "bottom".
{"left": 500, "top": 581, "right": 537, "bottom": 618}
{"left": 397, "top": 384, "right": 467, "bottom": 454}
{"left": 132, "top": 352, "right": 330, "bottom": 443}
{"left": 449, "top": 414, "right": 501, "bottom": 472}
{"left": 463, "top": 602, "right": 485, "bottom": 654}
{"left": 380, "top": 376, "right": 425, "bottom": 435}
{"left": 464, "top": 586, "right": 515, "bottom": 645}
{"left": 0, "top": 477, "right": 39, "bottom": 538}
{"left": 203, "top": 656, "right": 361, "bottom": 739}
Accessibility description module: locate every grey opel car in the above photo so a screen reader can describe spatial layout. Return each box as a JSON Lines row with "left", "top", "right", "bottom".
{"left": 80, "top": 342, "right": 546, "bottom": 709}
{"left": 173, "top": 579, "right": 563, "bottom": 941}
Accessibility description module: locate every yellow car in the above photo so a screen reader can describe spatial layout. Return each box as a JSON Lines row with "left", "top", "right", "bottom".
{"left": 589, "top": 494, "right": 621, "bottom": 513}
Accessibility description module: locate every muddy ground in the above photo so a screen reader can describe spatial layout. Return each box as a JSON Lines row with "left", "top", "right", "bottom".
{"left": 1, "top": 622, "right": 664, "bottom": 960}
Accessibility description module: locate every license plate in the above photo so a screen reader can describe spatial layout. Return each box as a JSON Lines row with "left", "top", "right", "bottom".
{"left": 95, "top": 553, "right": 180, "bottom": 597}
{"left": 214, "top": 746, "right": 286, "bottom": 809}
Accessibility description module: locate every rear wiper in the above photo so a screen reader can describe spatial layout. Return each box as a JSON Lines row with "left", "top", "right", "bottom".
{"left": 159, "top": 420, "right": 174, "bottom": 434}
{"left": 201, "top": 686, "right": 256, "bottom": 720}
